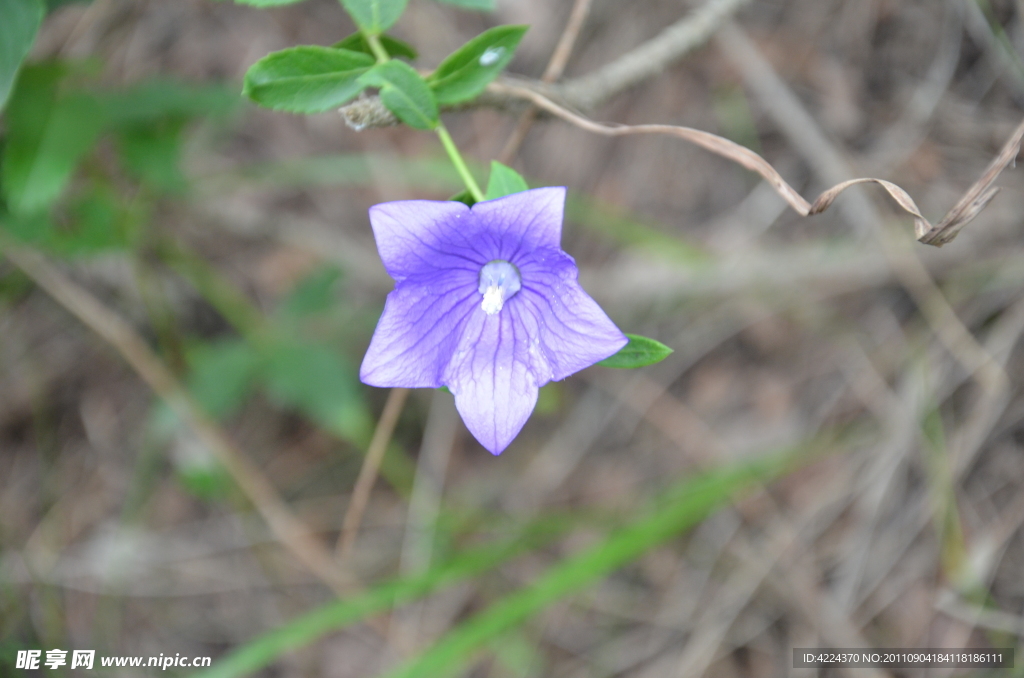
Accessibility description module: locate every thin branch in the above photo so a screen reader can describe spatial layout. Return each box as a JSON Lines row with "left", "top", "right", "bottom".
{"left": 336, "top": 386, "right": 410, "bottom": 559}
{"left": 488, "top": 70, "right": 1024, "bottom": 250}
{"left": 559, "top": 0, "right": 753, "bottom": 110}
{"left": 2, "top": 242, "right": 360, "bottom": 597}
{"left": 498, "top": 0, "right": 594, "bottom": 164}
{"left": 541, "top": 0, "right": 593, "bottom": 83}
{"left": 389, "top": 391, "right": 459, "bottom": 654}
{"left": 486, "top": 80, "right": 812, "bottom": 215}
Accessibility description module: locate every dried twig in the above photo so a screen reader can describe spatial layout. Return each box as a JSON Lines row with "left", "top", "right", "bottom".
{"left": 489, "top": 81, "right": 812, "bottom": 210}
{"left": 559, "top": 0, "right": 753, "bottom": 110}
{"left": 389, "top": 391, "right": 459, "bottom": 654}
{"left": 2, "top": 242, "right": 360, "bottom": 597}
{"left": 915, "top": 117, "right": 1024, "bottom": 245}
{"left": 336, "top": 386, "right": 410, "bottom": 559}
{"left": 497, "top": 0, "right": 594, "bottom": 164}
{"left": 716, "top": 24, "right": 1008, "bottom": 391}
{"left": 489, "top": 78, "right": 1024, "bottom": 251}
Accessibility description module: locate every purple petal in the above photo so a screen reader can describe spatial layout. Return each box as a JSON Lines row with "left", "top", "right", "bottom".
{"left": 443, "top": 309, "right": 539, "bottom": 455}
{"left": 512, "top": 249, "right": 628, "bottom": 381}
{"left": 360, "top": 272, "right": 478, "bottom": 388}
{"left": 368, "top": 200, "right": 486, "bottom": 281}
{"left": 470, "top": 187, "right": 566, "bottom": 258}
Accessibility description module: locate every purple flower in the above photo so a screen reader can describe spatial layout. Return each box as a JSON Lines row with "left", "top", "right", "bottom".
{"left": 360, "top": 187, "right": 628, "bottom": 455}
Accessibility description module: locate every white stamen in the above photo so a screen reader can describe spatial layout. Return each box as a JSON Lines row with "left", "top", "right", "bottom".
{"left": 478, "top": 260, "right": 521, "bottom": 315}
{"left": 481, "top": 285, "right": 504, "bottom": 314}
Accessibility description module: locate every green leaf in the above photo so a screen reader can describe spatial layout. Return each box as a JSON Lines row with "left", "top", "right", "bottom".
{"left": 334, "top": 32, "right": 417, "bottom": 60}
{"left": 448, "top": 189, "right": 476, "bottom": 207}
{"left": 176, "top": 462, "right": 233, "bottom": 500}
{"left": 116, "top": 120, "right": 188, "bottom": 193}
{"left": 186, "top": 339, "right": 261, "bottom": 418}
{"left": 484, "top": 161, "right": 528, "bottom": 200}
{"left": 0, "top": 0, "right": 44, "bottom": 112}
{"left": 598, "top": 333, "right": 673, "bottom": 369}
{"left": 278, "top": 265, "right": 342, "bottom": 317}
{"left": 262, "top": 339, "right": 371, "bottom": 443}
{"left": 50, "top": 187, "right": 135, "bottom": 254}
{"left": 243, "top": 46, "right": 374, "bottom": 113}
{"left": 378, "top": 439, "right": 831, "bottom": 678}
{"left": 434, "top": 0, "right": 493, "bottom": 9}
{"left": 358, "top": 60, "right": 438, "bottom": 130}
{"left": 428, "top": 25, "right": 527, "bottom": 105}
{"left": 340, "top": 0, "right": 408, "bottom": 35}
{"left": 99, "top": 80, "right": 238, "bottom": 126}
{"left": 1, "top": 65, "right": 105, "bottom": 215}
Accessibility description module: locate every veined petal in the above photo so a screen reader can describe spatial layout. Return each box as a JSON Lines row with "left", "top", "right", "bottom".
{"left": 360, "top": 273, "right": 479, "bottom": 388}
{"left": 369, "top": 200, "right": 487, "bottom": 281}
{"left": 444, "top": 309, "right": 539, "bottom": 455}
{"left": 471, "top": 187, "right": 566, "bottom": 257}
{"left": 514, "top": 251, "right": 628, "bottom": 381}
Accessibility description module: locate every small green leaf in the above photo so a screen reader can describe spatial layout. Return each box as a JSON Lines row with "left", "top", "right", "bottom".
{"left": 434, "top": 0, "right": 493, "bottom": 10}
{"left": 262, "top": 339, "right": 371, "bottom": 443}
{"left": 187, "top": 339, "right": 261, "bottom": 418}
{"left": 0, "top": 0, "right": 45, "bottom": 112}
{"left": 484, "top": 161, "right": 528, "bottom": 200}
{"left": 243, "top": 46, "right": 374, "bottom": 113}
{"left": 597, "top": 334, "right": 673, "bottom": 369}
{"left": 448, "top": 189, "right": 476, "bottom": 207}
{"left": 358, "top": 60, "right": 438, "bottom": 130}
{"left": 1, "top": 65, "right": 105, "bottom": 215}
{"left": 278, "top": 265, "right": 342, "bottom": 317}
{"left": 53, "top": 187, "right": 135, "bottom": 254}
{"left": 334, "top": 32, "right": 417, "bottom": 60}
{"left": 99, "top": 80, "right": 238, "bottom": 126}
{"left": 340, "top": 0, "right": 408, "bottom": 35}
{"left": 176, "top": 462, "right": 233, "bottom": 501}
{"left": 428, "top": 25, "right": 527, "bottom": 105}
{"left": 116, "top": 121, "right": 188, "bottom": 193}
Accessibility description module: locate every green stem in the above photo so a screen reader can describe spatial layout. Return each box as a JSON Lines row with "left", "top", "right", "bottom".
{"left": 365, "top": 33, "right": 390, "bottom": 63}
{"left": 436, "top": 123, "right": 484, "bottom": 202}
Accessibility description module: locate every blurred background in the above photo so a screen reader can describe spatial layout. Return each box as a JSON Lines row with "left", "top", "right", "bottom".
{"left": 2, "top": 0, "right": 1024, "bottom": 675}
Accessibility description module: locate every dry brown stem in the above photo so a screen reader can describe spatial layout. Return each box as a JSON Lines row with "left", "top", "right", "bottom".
{"left": 488, "top": 80, "right": 1024, "bottom": 249}
{"left": 497, "top": 0, "right": 594, "bottom": 164}
{"left": 558, "top": 0, "right": 753, "bottom": 110}
{"left": 336, "top": 386, "right": 410, "bottom": 559}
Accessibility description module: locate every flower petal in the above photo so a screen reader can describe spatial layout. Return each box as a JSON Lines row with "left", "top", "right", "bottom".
{"left": 368, "top": 200, "right": 486, "bottom": 281}
{"left": 470, "top": 186, "right": 566, "bottom": 257}
{"left": 360, "top": 272, "right": 479, "bottom": 388}
{"left": 513, "top": 251, "right": 628, "bottom": 381}
{"left": 443, "top": 309, "right": 539, "bottom": 455}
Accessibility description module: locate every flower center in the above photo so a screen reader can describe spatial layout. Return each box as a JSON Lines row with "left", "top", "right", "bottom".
{"left": 478, "top": 260, "right": 521, "bottom": 315}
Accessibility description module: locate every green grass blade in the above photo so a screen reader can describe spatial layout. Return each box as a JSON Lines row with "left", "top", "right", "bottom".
{"left": 195, "top": 518, "right": 574, "bottom": 678}
{"left": 379, "top": 437, "right": 834, "bottom": 678}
